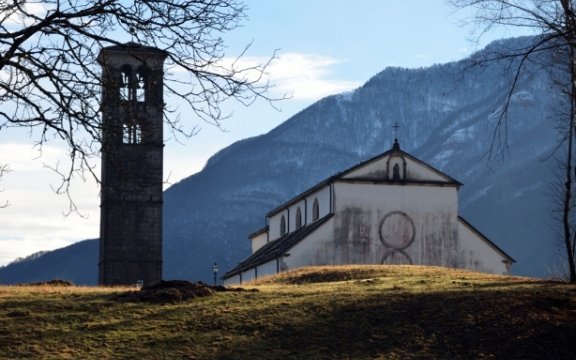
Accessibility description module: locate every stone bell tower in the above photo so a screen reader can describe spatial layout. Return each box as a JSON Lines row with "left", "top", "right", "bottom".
{"left": 97, "top": 43, "right": 167, "bottom": 286}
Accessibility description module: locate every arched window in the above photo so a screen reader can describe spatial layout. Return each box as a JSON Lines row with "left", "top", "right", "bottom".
{"left": 123, "top": 119, "right": 142, "bottom": 144}
{"left": 295, "top": 207, "right": 302, "bottom": 229}
{"left": 387, "top": 155, "right": 407, "bottom": 181}
{"left": 135, "top": 66, "right": 146, "bottom": 102}
{"left": 119, "top": 64, "right": 132, "bottom": 101}
{"left": 280, "top": 215, "right": 287, "bottom": 236}
{"left": 118, "top": 65, "right": 146, "bottom": 102}
{"left": 312, "top": 198, "right": 320, "bottom": 222}
{"left": 392, "top": 163, "right": 401, "bottom": 181}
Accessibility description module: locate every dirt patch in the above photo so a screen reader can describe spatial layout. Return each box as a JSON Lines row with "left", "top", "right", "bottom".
{"left": 24, "top": 279, "right": 74, "bottom": 287}
{"left": 116, "top": 280, "right": 255, "bottom": 303}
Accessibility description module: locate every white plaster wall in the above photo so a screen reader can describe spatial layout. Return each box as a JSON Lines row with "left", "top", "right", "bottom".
{"left": 287, "top": 199, "right": 306, "bottom": 231}
{"left": 285, "top": 217, "right": 336, "bottom": 269}
{"left": 223, "top": 275, "right": 241, "bottom": 286}
{"left": 251, "top": 232, "right": 268, "bottom": 253}
{"left": 305, "top": 186, "right": 332, "bottom": 224}
{"left": 343, "top": 154, "right": 449, "bottom": 182}
{"left": 224, "top": 260, "right": 279, "bottom": 285}
{"left": 240, "top": 268, "right": 257, "bottom": 284}
{"left": 268, "top": 185, "right": 332, "bottom": 242}
{"left": 332, "top": 182, "right": 460, "bottom": 267}
{"left": 403, "top": 156, "right": 451, "bottom": 182}
{"left": 268, "top": 209, "right": 289, "bottom": 242}
{"left": 334, "top": 182, "right": 458, "bottom": 220}
{"left": 457, "top": 220, "right": 510, "bottom": 274}
{"left": 256, "top": 260, "right": 278, "bottom": 280}
{"left": 342, "top": 156, "right": 388, "bottom": 179}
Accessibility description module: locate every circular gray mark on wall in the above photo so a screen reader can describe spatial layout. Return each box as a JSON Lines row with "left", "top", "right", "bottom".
{"left": 379, "top": 211, "right": 415, "bottom": 250}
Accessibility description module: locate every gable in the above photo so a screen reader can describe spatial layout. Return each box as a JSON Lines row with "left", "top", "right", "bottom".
{"left": 266, "top": 143, "right": 461, "bottom": 220}
{"left": 340, "top": 146, "right": 461, "bottom": 185}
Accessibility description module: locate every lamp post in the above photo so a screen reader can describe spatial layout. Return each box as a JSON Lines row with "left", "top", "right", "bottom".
{"left": 212, "top": 262, "right": 219, "bottom": 286}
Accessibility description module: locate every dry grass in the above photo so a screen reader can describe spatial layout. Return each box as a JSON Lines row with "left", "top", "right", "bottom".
{"left": 1, "top": 265, "right": 575, "bottom": 359}
{"left": 248, "top": 264, "right": 535, "bottom": 286}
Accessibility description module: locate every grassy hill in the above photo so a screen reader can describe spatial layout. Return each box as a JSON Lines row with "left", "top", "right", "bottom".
{"left": 1, "top": 265, "right": 575, "bottom": 359}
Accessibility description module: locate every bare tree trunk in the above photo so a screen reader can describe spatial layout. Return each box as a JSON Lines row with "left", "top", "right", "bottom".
{"left": 0, "top": 163, "right": 9, "bottom": 208}
{"left": 560, "top": 0, "right": 576, "bottom": 282}
{"left": 562, "top": 89, "right": 576, "bottom": 282}
{"left": 452, "top": 0, "right": 576, "bottom": 281}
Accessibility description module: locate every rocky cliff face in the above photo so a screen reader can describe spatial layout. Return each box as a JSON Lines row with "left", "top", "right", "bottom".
{"left": 0, "top": 36, "right": 565, "bottom": 284}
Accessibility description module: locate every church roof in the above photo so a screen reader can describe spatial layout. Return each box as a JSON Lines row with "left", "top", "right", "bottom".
{"left": 97, "top": 42, "right": 168, "bottom": 64}
{"left": 268, "top": 142, "right": 461, "bottom": 217}
{"left": 101, "top": 42, "right": 168, "bottom": 54}
{"left": 223, "top": 215, "right": 333, "bottom": 279}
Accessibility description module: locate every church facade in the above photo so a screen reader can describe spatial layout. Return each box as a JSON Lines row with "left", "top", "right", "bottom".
{"left": 222, "top": 141, "right": 514, "bottom": 285}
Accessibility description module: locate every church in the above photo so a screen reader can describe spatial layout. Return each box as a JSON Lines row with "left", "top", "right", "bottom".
{"left": 222, "top": 138, "right": 514, "bottom": 285}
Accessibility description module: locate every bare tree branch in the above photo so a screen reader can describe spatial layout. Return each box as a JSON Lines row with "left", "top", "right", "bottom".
{"left": 0, "top": 0, "right": 282, "bottom": 206}
{"left": 451, "top": 0, "right": 576, "bottom": 281}
{"left": 0, "top": 164, "right": 10, "bottom": 208}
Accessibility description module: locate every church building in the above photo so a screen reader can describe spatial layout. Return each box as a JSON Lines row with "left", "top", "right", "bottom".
{"left": 222, "top": 139, "right": 514, "bottom": 285}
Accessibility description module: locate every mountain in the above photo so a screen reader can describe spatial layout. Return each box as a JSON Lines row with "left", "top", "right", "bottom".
{"left": 0, "top": 36, "right": 566, "bottom": 284}
{"left": 0, "top": 240, "right": 97, "bottom": 284}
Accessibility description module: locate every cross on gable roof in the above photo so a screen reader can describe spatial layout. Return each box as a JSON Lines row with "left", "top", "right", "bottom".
{"left": 267, "top": 144, "right": 461, "bottom": 218}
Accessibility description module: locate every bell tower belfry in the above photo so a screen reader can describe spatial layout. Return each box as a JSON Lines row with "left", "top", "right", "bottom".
{"left": 97, "top": 43, "right": 167, "bottom": 286}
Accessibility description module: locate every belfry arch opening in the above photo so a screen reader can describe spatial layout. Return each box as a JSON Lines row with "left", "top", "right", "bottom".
{"left": 135, "top": 66, "right": 146, "bottom": 102}
{"left": 120, "top": 64, "right": 132, "bottom": 101}
{"left": 119, "top": 64, "right": 147, "bottom": 102}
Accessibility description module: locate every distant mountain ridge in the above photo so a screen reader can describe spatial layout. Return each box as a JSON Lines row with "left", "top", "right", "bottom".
{"left": 0, "top": 36, "right": 564, "bottom": 284}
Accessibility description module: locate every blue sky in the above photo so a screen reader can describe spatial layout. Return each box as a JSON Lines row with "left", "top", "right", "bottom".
{"left": 0, "top": 0, "right": 532, "bottom": 266}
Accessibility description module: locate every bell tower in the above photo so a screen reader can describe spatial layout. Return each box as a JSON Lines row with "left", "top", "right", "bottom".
{"left": 97, "top": 43, "right": 167, "bottom": 286}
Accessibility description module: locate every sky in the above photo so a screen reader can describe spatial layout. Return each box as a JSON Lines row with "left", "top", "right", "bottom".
{"left": 0, "top": 0, "right": 532, "bottom": 266}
